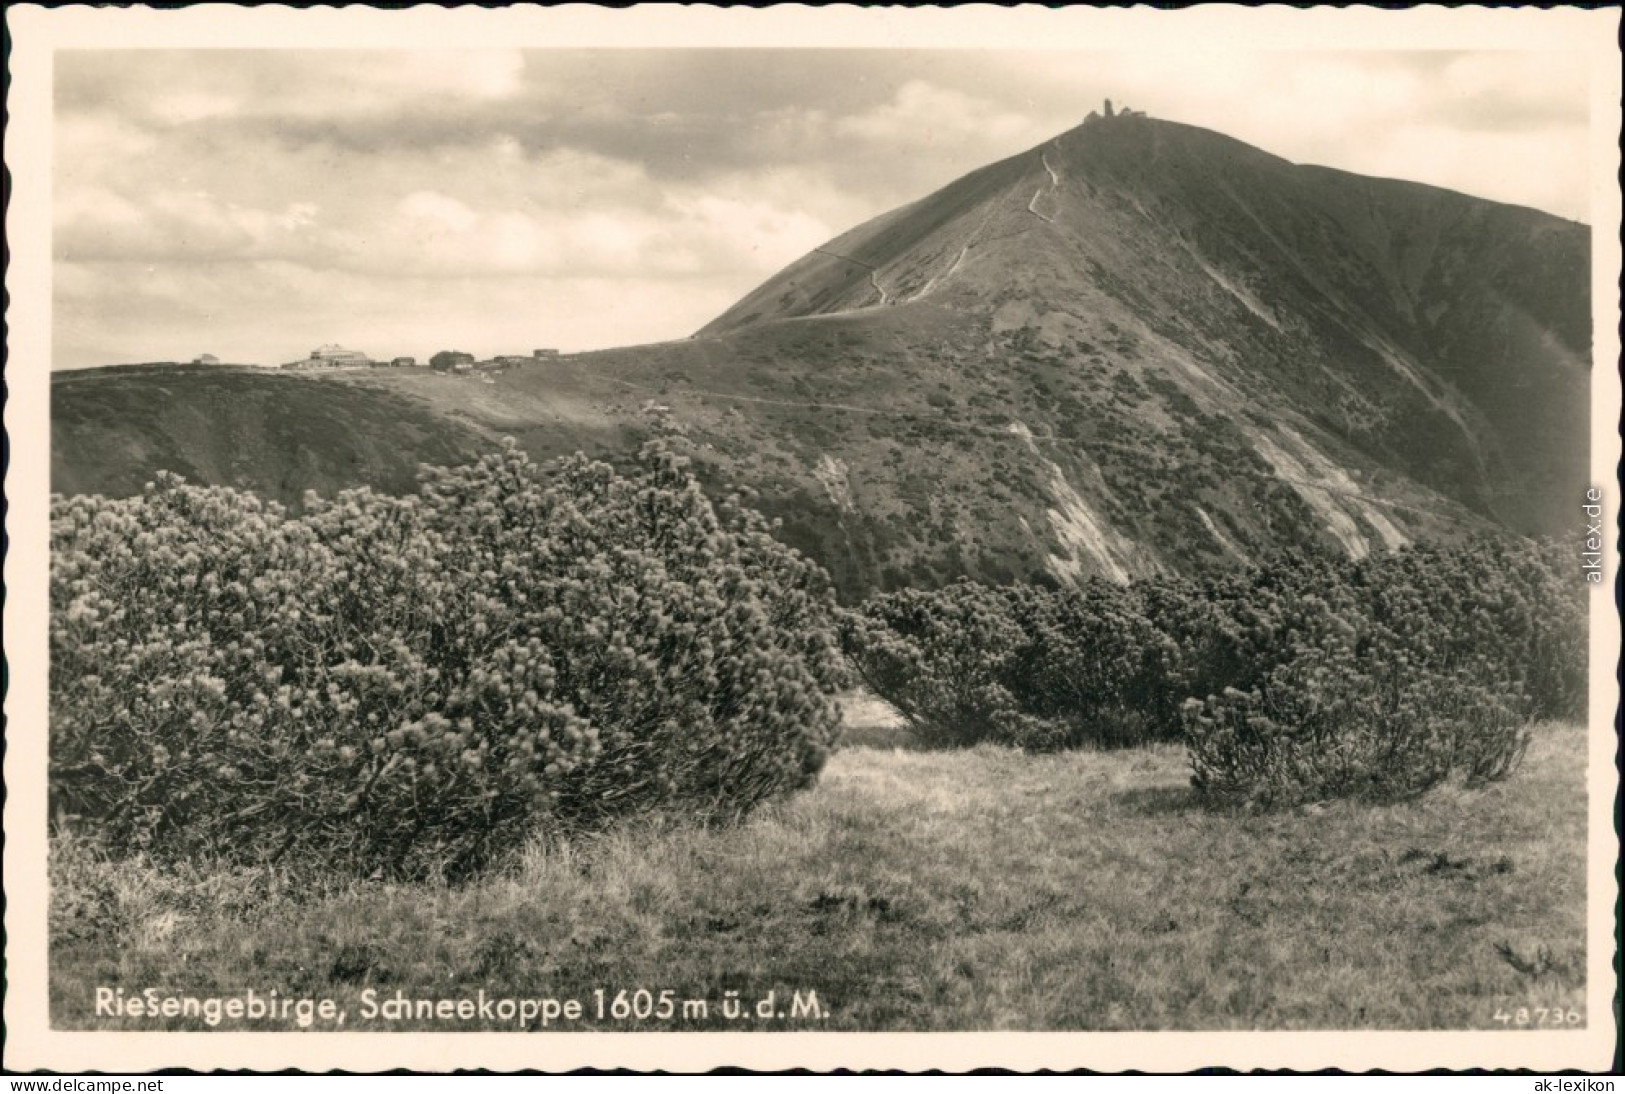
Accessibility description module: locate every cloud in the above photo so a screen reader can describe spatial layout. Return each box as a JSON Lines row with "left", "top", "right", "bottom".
{"left": 55, "top": 93, "right": 845, "bottom": 289}
{"left": 50, "top": 48, "right": 1593, "bottom": 369}
{"left": 836, "top": 79, "right": 1046, "bottom": 148}
{"left": 54, "top": 110, "right": 158, "bottom": 170}
{"left": 359, "top": 184, "right": 832, "bottom": 280}
{"left": 394, "top": 50, "right": 526, "bottom": 102}
{"left": 1358, "top": 123, "right": 1588, "bottom": 220}
{"left": 56, "top": 49, "right": 528, "bottom": 127}
{"left": 149, "top": 90, "right": 242, "bottom": 126}
{"left": 675, "top": 194, "right": 833, "bottom": 273}
{"left": 398, "top": 190, "right": 480, "bottom": 234}
{"left": 55, "top": 184, "right": 326, "bottom": 264}
{"left": 1429, "top": 52, "right": 1588, "bottom": 132}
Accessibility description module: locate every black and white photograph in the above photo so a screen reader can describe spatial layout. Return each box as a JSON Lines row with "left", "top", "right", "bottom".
{"left": 5, "top": 4, "right": 1620, "bottom": 1075}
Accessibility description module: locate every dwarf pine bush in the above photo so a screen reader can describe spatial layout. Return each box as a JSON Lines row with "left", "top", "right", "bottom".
{"left": 50, "top": 441, "right": 846, "bottom": 879}
{"left": 1175, "top": 542, "right": 1578, "bottom": 806}
{"left": 844, "top": 540, "right": 1582, "bottom": 804}
{"left": 1181, "top": 647, "right": 1534, "bottom": 809}
{"left": 840, "top": 579, "right": 1178, "bottom": 750}
{"left": 837, "top": 581, "right": 1035, "bottom": 749}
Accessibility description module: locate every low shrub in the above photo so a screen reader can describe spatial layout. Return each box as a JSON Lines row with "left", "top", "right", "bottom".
{"left": 843, "top": 538, "right": 1580, "bottom": 806}
{"left": 1358, "top": 540, "right": 1586, "bottom": 723}
{"left": 998, "top": 583, "right": 1181, "bottom": 749}
{"left": 1182, "top": 648, "right": 1533, "bottom": 809}
{"left": 50, "top": 441, "right": 845, "bottom": 880}
{"left": 838, "top": 582, "right": 1035, "bottom": 748}
{"left": 840, "top": 579, "right": 1178, "bottom": 750}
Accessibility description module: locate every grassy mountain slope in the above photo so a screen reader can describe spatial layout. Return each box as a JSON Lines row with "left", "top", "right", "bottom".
{"left": 53, "top": 718, "right": 1588, "bottom": 1031}
{"left": 52, "top": 114, "right": 1589, "bottom": 600}
{"left": 51, "top": 365, "right": 495, "bottom": 503}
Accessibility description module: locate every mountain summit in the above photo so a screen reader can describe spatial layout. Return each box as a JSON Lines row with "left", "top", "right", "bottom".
{"left": 703, "top": 110, "right": 1587, "bottom": 529}
{"left": 54, "top": 113, "right": 1590, "bottom": 598}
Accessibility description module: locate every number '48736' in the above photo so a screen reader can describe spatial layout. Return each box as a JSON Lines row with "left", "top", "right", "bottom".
{"left": 1493, "top": 1006, "right": 1582, "bottom": 1026}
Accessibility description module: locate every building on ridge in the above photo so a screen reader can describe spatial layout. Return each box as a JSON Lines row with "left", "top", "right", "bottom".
{"left": 282, "top": 343, "right": 373, "bottom": 369}
{"left": 430, "top": 350, "right": 476, "bottom": 372}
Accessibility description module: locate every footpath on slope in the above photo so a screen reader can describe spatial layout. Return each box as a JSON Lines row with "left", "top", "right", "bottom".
{"left": 1026, "top": 151, "right": 1062, "bottom": 224}
{"left": 812, "top": 247, "right": 892, "bottom": 306}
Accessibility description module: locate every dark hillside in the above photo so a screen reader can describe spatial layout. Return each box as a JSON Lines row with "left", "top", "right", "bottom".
{"left": 51, "top": 367, "right": 492, "bottom": 504}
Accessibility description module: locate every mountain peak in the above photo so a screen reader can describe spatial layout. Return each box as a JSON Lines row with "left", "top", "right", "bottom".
{"left": 693, "top": 113, "right": 1587, "bottom": 556}
{"left": 1092, "top": 96, "right": 1149, "bottom": 122}
{"left": 699, "top": 115, "right": 1298, "bottom": 337}
{"left": 54, "top": 116, "right": 1589, "bottom": 598}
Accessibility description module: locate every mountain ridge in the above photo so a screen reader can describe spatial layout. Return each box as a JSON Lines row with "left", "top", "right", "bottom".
{"left": 53, "top": 112, "right": 1590, "bottom": 600}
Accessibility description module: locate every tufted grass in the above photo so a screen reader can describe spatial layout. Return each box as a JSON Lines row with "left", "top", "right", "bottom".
{"left": 50, "top": 715, "right": 1588, "bottom": 1032}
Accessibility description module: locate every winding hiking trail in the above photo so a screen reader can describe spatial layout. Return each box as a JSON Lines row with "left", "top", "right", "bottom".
{"left": 813, "top": 247, "right": 892, "bottom": 306}
{"left": 868, "top": 269, "right": 891, "bottom": 305}
{"left": 1027, "top": 150, "right": 1062, "bottom": 223}
{"left": 908, "top": 204, "right": 1000, "bottom": 303}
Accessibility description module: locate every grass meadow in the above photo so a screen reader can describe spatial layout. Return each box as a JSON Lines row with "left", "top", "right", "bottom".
{"left": 50, "top": 704, "right": 1588, "bottom": 1033}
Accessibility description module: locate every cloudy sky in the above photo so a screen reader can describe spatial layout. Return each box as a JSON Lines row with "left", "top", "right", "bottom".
{"left": 53, "top": 48, "right": 1591, "bottom": 370}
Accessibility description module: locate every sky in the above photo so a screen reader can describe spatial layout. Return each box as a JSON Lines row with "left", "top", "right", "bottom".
{"left": 53, "top": 48, "right": 1592, "bottom": 370}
